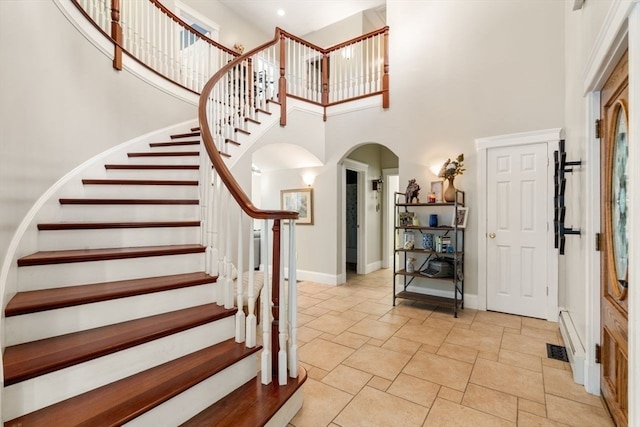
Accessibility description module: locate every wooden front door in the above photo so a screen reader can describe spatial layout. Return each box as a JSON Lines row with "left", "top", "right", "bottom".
{"left": 600, "top": 50, "right": 629, "bottom": 427}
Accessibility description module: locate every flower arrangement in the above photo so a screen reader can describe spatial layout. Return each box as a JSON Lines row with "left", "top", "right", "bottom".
{"left": 438, "top": 154, "right": 465, "bottom": 180}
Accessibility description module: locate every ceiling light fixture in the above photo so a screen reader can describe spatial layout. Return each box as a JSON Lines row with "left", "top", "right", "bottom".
{"left": 277, "top": 9, "right": 285, "bottom": 16}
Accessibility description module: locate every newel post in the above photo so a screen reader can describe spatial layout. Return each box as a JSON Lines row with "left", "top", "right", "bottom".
{"left": 322, "top": 53, "right": 329, "bottom": 121}
{"left": 111, "top": 0, "right": 123, "bottom": 70}
{"left": 278, "top": 33, "right": 287, "bottom": 126}
{"left": 382, "top": 27, "right": 389, "bottom": 108}
{"left": 271, "top": 219, "right": 282, "bottom": 377}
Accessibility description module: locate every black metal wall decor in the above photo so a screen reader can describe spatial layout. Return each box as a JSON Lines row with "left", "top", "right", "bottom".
{"left": 554, "top": 140, "right": 582, "bottom": 255}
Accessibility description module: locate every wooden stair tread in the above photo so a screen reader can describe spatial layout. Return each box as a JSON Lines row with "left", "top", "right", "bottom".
{"left": 2, "top": 303, "right": 237, "bottom": 386}
{"left": 17, "top": 244, "right": 205, "bottom": 266}
{"left": 105, "top": 164, "right": 199, "bottom": 170}
{"left": 5, "top": 339, "right": 258, "bottom": 426}
{"left": 37, "top": 221, "right": 200, "bottom": 230}
{"left": 224, "top": 138, "right": 241, "bottom": 146}
{"left": 234, "top": 128, "right": 250, "bottom": 135}
{"left": 127, "top": 151, "right": 199, "bottom": 157}
{"left": 244, "top": 117, "right": 260, "bottom": 125}
{"left": 5, "top": 272, "right": 217, "bottom": 317}
{"left": 171, "top": 131, "right": 201, "bottom": 139}
{"left": 181, "top": 367, "right": 307, "bottom": 427}
{"left": 149, "top": 140, "right": 200, "bottom": 147}
{"left": 255, "top": 108, "right": 272, "bottom": 115}
{"left": 82, "top": 179, "right": 198, "bottom": 186}
{"left": 59, "top": 198, "right": 199, "bottom": 205}
{"left": 220, "top": 151, "right": 231, "bottom": 158}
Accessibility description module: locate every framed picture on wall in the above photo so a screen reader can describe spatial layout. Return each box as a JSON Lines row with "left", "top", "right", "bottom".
{"left": 430, "top": 181, "right": 443, "bottom": 202}
{"left": 281, "top": 188, "right": 314, "bottom": 225}
{"left": 452, "top": 207, "right": 468, "bottom": 228}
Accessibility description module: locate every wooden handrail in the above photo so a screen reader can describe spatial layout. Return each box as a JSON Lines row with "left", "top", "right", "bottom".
{"left": 148, "top": 0, "right": 238, "bottom": 56}
{"left": 325, "top": 26, "right": 390, "bottom": 53}
{"left": 197, "top": 28, "right": 298, "bottom": 221}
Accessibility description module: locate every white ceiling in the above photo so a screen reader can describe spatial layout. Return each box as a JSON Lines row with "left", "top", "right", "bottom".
{"left": 219, "top": 0, "right": 385, "bottom": 37}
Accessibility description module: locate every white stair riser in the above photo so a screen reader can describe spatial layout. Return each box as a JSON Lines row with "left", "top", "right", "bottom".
{"left": 124, "top": 155, "right": 200, "bottom": 165}
{"left": 2, "top": 318, "right": 236, "bottom": 421}
{"left": 5, "top": 283, "right": 218, "bottom": 345}
{"left": 58, "top": 204, "right": 200, "bottom": 222}
{"left": 104, "top": 170, "right": 200, "bottom": 180}
{"left": 125, "top": 356, "right": 258, "bottom": 427}
{"left": 149, "top": 143, "right": 201, "bottom": 153}
{"left": 80, "top": 184, "right": 199, "bottom": 199}
{"left": 38, "top": 226, "right": 200, "bottom": 251}
{"left": 265, "top": 388, "right": 304, "bottom": 427}
{"left": 18, "top": 253, "right": 205, "bottom": 291}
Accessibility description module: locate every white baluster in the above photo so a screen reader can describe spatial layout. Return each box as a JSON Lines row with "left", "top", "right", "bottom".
{"left": 216, "top": 183, "right": 226, "bottom": 305}
{"left": 224, "top": 190, "right": 234, "bottom": 309}
{"left": 278, "top": 225, "right": 288, "bottom": 386}
{"left": 288, "top": 221, "right": 298, "bottom": 378}
{"left": 261, "top": 220, "right": 272, "bottom": 384}
{"left": 211, "top": 169, "right": 218, "bottom": 279}
{"left": 235, "top": 210, "right": 246, "bottom": 342}
{"left": 246, "top": 218, "right": 257, "bottom": 348}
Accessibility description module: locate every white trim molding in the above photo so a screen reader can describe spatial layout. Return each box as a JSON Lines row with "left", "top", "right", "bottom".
{"left": 475, "top": 128, "right": 562, "bottom": 319}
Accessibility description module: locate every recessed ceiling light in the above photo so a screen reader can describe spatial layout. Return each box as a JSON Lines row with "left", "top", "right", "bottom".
{"left": 277, "top": 9, "right": 285, "bottom": 16}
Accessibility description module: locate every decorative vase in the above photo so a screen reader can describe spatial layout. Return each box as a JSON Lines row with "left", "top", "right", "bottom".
{"left": 444, "top": 177, "right": 456, "bottom": 202}
{"left": 422, "top": 233, "right": 434, "bottom": 250}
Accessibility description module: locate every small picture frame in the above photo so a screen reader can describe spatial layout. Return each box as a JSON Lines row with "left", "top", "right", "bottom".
{"left": 452, "top": 207, "right": 468, "bottom": 228}
{"left": 399, "top": 211, "right": 415, "bottom": 226}
{"left": 430, "top": 181, "right": 443, "bottom": 203}
{"left": 281, "top": 188, "right": 313, "bottom": 225}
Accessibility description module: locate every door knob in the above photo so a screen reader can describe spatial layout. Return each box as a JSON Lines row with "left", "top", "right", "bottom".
{"left": 488, "top": 232, "right": 496, "bottom": 239}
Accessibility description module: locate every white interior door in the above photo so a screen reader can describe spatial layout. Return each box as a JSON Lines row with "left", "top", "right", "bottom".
{"left": 486, "top": 143, "right": 549, "bottom": 318}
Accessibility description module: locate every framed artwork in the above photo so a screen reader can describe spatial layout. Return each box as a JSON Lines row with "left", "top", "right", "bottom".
{"left": 430, "top": 181, "right": 443, "bottom": 203}
{"left": 281, "top": 188, "right": 314, "bottom": 225}
{"left": 452, "top": 207, "right": 468, "bottom": 228}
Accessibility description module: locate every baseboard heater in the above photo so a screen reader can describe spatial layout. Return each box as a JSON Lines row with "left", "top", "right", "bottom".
{"left": 558, "top": 309, "right": 585, "bottom": 384}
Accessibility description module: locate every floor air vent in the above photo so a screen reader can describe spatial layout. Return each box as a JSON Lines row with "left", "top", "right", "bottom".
{"left": 546, "top": 343, "right": 569, "bottom": 362}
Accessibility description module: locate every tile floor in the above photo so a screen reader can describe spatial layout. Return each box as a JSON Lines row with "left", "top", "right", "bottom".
{"left": 281, "top": 269, "right": 614, "bottom": 427}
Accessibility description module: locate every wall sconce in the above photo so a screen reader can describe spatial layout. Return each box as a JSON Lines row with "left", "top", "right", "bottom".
{"left": 302, "top": 172, "right": 315, "bottom": 187}
{"left": 429, "top": 163, "right": 443, "bottom": 177}
{"left": 372, "top": 177, "right": 383, "bottom": 192}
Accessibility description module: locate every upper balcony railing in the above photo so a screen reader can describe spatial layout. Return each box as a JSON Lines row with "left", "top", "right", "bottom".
{"left": 72, "top": 0, "right": 389, "bottom": 110}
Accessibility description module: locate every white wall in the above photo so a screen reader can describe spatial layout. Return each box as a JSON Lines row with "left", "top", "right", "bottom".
{"left": 0, "top": 0, "right": 197, "bottom": 268}
{"left": 303, "top": 12, "right": 365, "bottom": 46}
{"left": 316, "top": 0, "right": 566, "bottom": 297}
{"left": 177, "top": 0, "right": 272, "bottom": 50}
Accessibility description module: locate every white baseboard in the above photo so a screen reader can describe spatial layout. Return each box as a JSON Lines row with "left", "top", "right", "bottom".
{"left": 558, "top": 310, "right": 586, "bottom": 385}
{"left": 365, "top": 261, "right": 382, "bottom": 274}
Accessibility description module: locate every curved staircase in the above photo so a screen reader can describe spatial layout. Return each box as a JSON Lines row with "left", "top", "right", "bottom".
{"left": 2, "top": 129, "right": 305, "bottom": 426}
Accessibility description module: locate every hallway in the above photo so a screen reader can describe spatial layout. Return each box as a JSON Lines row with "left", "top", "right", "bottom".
{"left": 287, "top": 269, "right": 613, "bottom": 426}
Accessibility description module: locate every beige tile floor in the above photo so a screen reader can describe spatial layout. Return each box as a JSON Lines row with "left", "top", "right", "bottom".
{"left": 282, "top": 269, "right": 614, "bottom": 427}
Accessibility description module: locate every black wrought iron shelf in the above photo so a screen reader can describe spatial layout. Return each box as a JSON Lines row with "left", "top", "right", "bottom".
{"left": 395, "top": 225, "right": 454, "bottom": 231}
{"left": 395, "top": 269, "right": 458, "bottom": 281}
{"left": 393, "top": 189, "right": 465, "bottom": 317}
{"left": 396, "top": 201, "right": 464, "bottom": 207}
{"left": 395, "top": 248, "right": 464, "bottom": 256}
{"left": 394, "top": 291, "right": 463, "bottom": 309}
